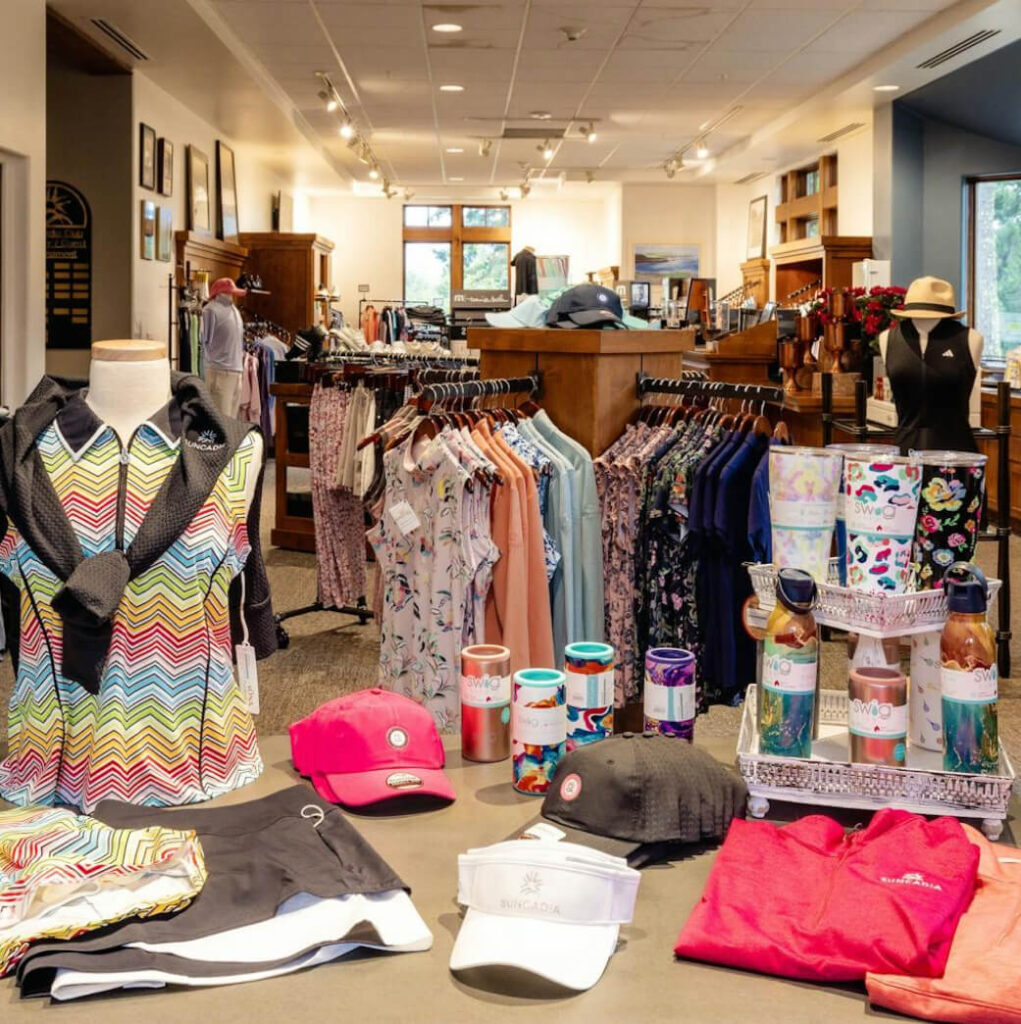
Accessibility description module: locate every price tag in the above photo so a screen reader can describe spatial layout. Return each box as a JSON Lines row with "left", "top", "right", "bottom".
{"left": 389, "top": 500, "right": 421, "bottom": 536}
{"left": 236, "top": 643, "right": 259, "bottom": 715}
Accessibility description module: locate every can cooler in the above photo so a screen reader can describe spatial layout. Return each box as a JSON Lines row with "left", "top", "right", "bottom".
{"left": 911, "top": 451, "right": 987, "bottom": 591}
{"left": 564, "top": 642, "right": 614, "bottom": 750}
{"left": 843, "top": 454, "right": 921, "bottom": 593}
{"left": 848, "top": 666, "right": 908, "bottom": 766}
{"left": 769, "top": 446, "right": 842, "bottom": 583}
{"left": 511, "top": 668, "right": 567, "bottom": 795}
{"left": 827, "top": 443, "right": 898, "bottom": 585}
{"left": 909, "top": 630, "right": 943, "bottom": 751}
{"left": 460, "top": 644, "right": 511, "bottom": 763}
{"left": 643, "top": 647, "right": 696, "bottom": 740}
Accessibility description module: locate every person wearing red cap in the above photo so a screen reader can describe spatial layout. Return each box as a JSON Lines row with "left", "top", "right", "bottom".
{"left": 201, "top": 277, "right": 247, "bottom": 417}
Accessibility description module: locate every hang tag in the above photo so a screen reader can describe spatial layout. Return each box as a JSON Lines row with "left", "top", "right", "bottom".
{"left": 389, "top": 500, "right": 421, "bottom": 536}
{"left": 236, "top": 643, "right": 259, "bottom": 715}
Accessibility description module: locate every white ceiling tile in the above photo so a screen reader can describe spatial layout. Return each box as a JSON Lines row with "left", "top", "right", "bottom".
{"left": 711, "top": 9, "right": 846, "bottom": 51}
{"left": 680, "top": 48, "right": 784, "bottom": 84}
{"left": 515, "top": 49, "right": 610, "bottom": 83}
{"left": 428, "top": 48, "right": 519, "bottom": 79}
{"left": 812, "top": 9, "right": 934, "bottom": 52}
{"left": 618, "top": 6, "right": 738, "bottom": 50}
{"left": 521, "top": 6, "right": 640, "bottom": 49}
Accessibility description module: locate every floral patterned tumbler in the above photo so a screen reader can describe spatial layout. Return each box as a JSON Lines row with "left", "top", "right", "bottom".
{"left": 911, "top": 451, "right": 987, "bottom": 590}
{"left": 769, "top": 447, "right": 842, "bottom": 583}
{"left": 644, "top": 648, "right": 696, "bottom": 740}
{"left": 511, "top": 669, "right": 567, "bottom": 795}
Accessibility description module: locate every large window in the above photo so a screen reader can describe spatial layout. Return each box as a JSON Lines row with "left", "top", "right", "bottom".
{"left": 403, "top": 204, "right": 511, "bottom": 309}
{"left": 968, "top": 175, "right": 1021, "bottom": 361}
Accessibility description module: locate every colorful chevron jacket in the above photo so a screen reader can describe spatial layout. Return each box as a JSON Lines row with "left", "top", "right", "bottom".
{"left": 0, "top": 375, "right": 271, "bottom": 811}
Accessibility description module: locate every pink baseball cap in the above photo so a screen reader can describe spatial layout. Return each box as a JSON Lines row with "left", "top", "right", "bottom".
{"left": 289, "top": 688, "right": 455, "bottom": 807}
{"left": 209, "top": 276, "right": 246, "bottom": 298}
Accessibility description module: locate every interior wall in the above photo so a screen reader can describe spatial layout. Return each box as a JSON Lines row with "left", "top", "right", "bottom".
{"left": 46, "top": 60, "right": 132, "bottom": 379}
{"left": 131, "top": 71, "right": 295, "bottom": 343}
{"left": 836, "top": 125, "right": 874, "bottom": 237}
{"left": 0, "top": 0, "right": 47, "bottom": 406}
{"left": 301, "top": 191, "right": 616, "bottom": 325}
{"left": 715, "top": 180, "right": 774, "bottom": 297}
{"left": 620, "top": 184, "right": 717, "bottom": 296}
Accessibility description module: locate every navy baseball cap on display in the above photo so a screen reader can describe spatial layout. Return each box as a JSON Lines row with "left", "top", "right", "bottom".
{"left": 512, "top": 733, "right": 748, "bottom": 866}
{"left": 545, "top": 284, "right": 626, "bottom": 329}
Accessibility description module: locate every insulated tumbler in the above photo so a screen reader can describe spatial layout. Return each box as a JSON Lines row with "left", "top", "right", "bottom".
{"left": 511, "top": 669, "right": 567, "bottom": 795}
{"left": 460, "top": 644, "right": 511, "bottom": 763}
{"left": 643, "top": 647, "right": 696, "bottom": 740}
{"left": 848, "top": 666, "right": 908, "bottom": 767}
{"left": 564, "top": 642, "right": 615, "bottom": 750}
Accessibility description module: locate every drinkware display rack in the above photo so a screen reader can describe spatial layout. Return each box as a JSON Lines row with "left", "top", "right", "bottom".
{"left": 821, "top": 375, "right": 1012, "bottom": 677}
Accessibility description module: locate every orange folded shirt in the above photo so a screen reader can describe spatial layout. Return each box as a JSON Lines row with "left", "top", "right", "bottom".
{"left": 866, "top": 824, "right": 1021, "bottom": 1024}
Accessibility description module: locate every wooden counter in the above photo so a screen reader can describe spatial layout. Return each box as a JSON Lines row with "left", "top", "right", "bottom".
{"left": 981, "top": 386, "right": 1021, "bottom": 525}
{"left": 468, "top": 326, "right": 697, "bottom": 457}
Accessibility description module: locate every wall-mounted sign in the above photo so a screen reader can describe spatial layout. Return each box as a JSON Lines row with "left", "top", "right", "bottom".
{"left": 451, "top": 289, "right": 511, "bottom": 308}
{"left": 46, "top": 181, "right": 92, "bottom": 349}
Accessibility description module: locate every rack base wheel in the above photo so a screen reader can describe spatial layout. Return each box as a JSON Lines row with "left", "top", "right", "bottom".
{"left": 276, "top": 622, "right": 291, "bottom": 650}
{"left": 982, "top": 818, "right": 1004, "bottom": 841}
{"left": 748, "top": 796, "right": 770, "bottom": 819}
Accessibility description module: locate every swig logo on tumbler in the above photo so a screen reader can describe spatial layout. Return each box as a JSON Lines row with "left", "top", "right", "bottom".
{"left": 511, "top": 668, "right": 567, "bottom": 795}
{"left": 460, "top": 645, "right": 511, "bottom": 763}
{"left": 564, "top": 642, "right": 614, "bottom": 750}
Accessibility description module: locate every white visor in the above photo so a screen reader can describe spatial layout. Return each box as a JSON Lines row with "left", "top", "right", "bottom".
{"left": 450, "top": 841, "right": 639, "bottom": 991}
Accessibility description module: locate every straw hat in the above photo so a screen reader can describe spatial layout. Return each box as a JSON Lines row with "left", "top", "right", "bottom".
{"left": 890, "top": 276, "right": 964, "bottom": 319}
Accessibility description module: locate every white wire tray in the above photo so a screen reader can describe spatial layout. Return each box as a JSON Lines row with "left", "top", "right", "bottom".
{"left": 737, "top": 686, "right": 1015, "bottom": 839}
{"left": 747, "top": 559, "right": 1002, "bottom": 638}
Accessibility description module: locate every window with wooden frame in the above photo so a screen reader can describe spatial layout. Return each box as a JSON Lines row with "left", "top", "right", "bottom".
{"left": 966, "top": 174, "right": 1021, "bottom": 363}
{"left": 403, "top": 204, "right": 512, "bottom": 310}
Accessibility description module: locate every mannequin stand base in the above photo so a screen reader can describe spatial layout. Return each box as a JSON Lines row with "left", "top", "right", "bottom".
{"left": 273, "top": 598, "right": 373, "bottom": 648}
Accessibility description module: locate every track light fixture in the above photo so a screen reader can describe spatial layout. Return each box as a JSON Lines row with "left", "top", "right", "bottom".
{"left": 499, "top": 189, "right": 509, "bottom": 201}
{"left": 695, "top": 139, "right": 710, "bottom": 159}
{"left": 520, "top": 181, "right": 531, "bottom": 197}
{"left": 404, "top": 188, "right": 415, "bottom": 201}
{"left": 479, "top": 138, "right": 493, "bottom": 158}
{"left": 339, "top": 119, "right": 354, "bottom": 139}
{"left": 664, "top": 160, "right": 677, "bottom": 179}
{"left": 368, "top": 165, "right": 380, "bottom": 180}
{"left": 583, "top": 124, "right": 597, "bottom": 143}
{"left": 539, "top": 140, "right": 554, "bottom": 161}
{"left": 585, "top": 169, "right": 595, "bottom": 183}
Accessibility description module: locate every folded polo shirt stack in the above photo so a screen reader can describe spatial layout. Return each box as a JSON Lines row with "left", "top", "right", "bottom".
{"left": 15, "top": 785, "right": 432, "bottom": 1001}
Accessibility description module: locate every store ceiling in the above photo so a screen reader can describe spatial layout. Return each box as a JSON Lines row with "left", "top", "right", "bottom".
{"left": 50, "top": 0, "right": 1018, "bottom": 191}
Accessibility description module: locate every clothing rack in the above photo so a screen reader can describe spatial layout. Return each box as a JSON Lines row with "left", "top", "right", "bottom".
{"left": 821, "top": 375, "right": 1012, "bottom": 677}
{"left": 636, "top": 372, "right": 786, "bottom": 406}
{"left": 418, "top": 374, "right": 542, "bottom": 404}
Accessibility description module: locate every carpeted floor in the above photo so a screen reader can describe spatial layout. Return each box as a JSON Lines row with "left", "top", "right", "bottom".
{"left": 1, "top": 462, "right": 1019, "bottom": 758}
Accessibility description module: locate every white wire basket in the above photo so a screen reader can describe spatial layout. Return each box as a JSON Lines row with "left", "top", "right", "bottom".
{"left": 736, "top": 686, "right": 1015, "bottom": 839}
{"left": 747, "top": 560, "right": 1002, "bottom": 638}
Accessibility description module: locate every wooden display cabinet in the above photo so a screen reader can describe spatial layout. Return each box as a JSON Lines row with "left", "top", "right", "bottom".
{"left": 740, "top": 257, "right": 771, "bottom": 307}
{"left": 771, "top": 236, "right": 873, "bottom": 305}
{"left": 775, "top": 154, "right": 839, "bottom": 243}
{"left": 238, "top": 232, "right": 334, "bottom": 334}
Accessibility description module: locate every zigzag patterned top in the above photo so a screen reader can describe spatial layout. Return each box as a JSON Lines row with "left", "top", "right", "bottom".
{"left": 0, "top": 398, "right": 263, "bottom": 811}
{"left": 0, "top": 803, "right": 207, "bottom": 976}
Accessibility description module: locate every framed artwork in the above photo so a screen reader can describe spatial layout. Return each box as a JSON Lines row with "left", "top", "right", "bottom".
{"left": 140, "top": 200, "right": 156, "bottom": 260}
{"left": 186, "top": 145, "right": 211, "bottom": 235}
{"left": 632, "top": 243, "right": 700, "bottom": 280}
{"left": 157, "top": 206, "right": 173, "bottom": 262}
{"left": 747, "top": 194, "right": 768, "bottom": 260}
{"left": 216, "top": 141, "right": 239, "bottom": 243}
{"left": 139, "top": 123, "right": 156, "bottom": 190}
{"left": 157, "top": 138, "right": 173, "bottom": 197}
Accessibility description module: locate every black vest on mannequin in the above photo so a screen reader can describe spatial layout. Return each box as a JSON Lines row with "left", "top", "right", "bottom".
{"left": 886, "top": 318, "right": 977, "bottom": 455}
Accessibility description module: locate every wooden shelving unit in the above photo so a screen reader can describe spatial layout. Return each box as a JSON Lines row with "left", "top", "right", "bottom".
{"left": 238, "top": 232, "right": 335, "bottom": 334}
{"left": 269, "top": 379, "right": 315, "bottom": 552}
{"left": 775, "top": 154, "right": 839, "bottom": 243}
{"left": 771, "top": 235, "right": 873, "bottom": 305}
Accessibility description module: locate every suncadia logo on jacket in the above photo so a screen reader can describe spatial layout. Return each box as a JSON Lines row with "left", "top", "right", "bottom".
{"left": 880, "top": 872, "right": 944, "bottom": 891}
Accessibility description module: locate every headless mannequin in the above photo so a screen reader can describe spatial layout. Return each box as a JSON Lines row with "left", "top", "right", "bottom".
{"left": 85, "top": 339, "right": 261, "bottom": 511}
{"left": 879, "top": 320, "right": 983, "bottom": 428}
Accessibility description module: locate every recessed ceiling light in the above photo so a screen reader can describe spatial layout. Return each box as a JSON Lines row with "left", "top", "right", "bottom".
{"left": 873, "top": 84, "right": 900, "bottom": 92}
{"left": 432, "top": 23, "right": 462, "bottom": 33}
{"left": 450, "top": 176, "right": 464, "bottom": 182}
{"left": 439, "top": 84, "right": 464, "bottom": 92}
{"left": 445, "top": 147, "right": 464, "bottom": 153}
{"left": 529, "top": 110, "right": 552, "bottom": 120}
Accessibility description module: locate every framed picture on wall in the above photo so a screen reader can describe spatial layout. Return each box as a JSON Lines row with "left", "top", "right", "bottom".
{"left": 139, "top": 123, "right": 156, "bottom": 190}
{"left": 141, "top": 200, "right": 156, "bottom": 260}
{"left": 746, "top": 194, "right": 768, "bottom": 260}
{"left": 157, "top": 138, "right": 173, "bottom": 197}
{"left": 157, "top": 206, "right": 173, "bottom": 262}
{"left": 186, "top": 145, "right": 211, "bottom": 235}
{"left": 216, "top": 141, "right": 239, "bottom": 243}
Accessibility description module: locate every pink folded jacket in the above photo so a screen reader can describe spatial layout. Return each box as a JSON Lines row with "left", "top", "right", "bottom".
{"left": 867, "top": 824, "right": 1021, "bottom": 1023}
{"left": 675, "top": 808, "right": 979, "bottom": 982}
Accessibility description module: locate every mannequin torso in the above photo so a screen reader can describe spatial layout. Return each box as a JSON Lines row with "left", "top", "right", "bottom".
{"left": 85, "top": 339, "right": 262, "bottom": 510}
{"left": 879, "top": 321, "right": 983, "bottom": 429}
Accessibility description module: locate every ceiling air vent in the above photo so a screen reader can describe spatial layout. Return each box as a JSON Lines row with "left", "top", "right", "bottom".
{"left": 734, "top": 171, "right": 768, "bottom": 185}
{"left": 501, "top": 127, "right": 566, "bottom": 140}
{"left": 917, "top": 29, "right": 1000, "bottom": 69}
{"left": 89, "top": 19, "right": 149, "bottom": 62}
{"left": 817, "top": 121, "right": 865, "bottom": 144}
